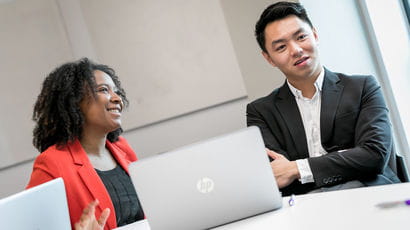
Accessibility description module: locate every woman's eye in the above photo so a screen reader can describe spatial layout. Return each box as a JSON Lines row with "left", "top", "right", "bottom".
{"left": 97, "top": 87, "right": 109, "bottom": 93}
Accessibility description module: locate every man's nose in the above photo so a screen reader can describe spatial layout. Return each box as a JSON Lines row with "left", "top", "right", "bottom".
{"left": 289, "top": 42, "right": 303, "bottom": 57}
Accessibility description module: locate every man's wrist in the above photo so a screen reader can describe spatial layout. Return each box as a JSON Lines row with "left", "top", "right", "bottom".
{"left": 291, "top": 161, "right": 301, "bottom": 180}
{"left": 296, "top": 159, "right": 315, "bottom": 184}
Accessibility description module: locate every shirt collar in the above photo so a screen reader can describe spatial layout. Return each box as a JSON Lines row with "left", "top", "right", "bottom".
{"left": 287, "top": 67, "right": 325, "bottom": 99}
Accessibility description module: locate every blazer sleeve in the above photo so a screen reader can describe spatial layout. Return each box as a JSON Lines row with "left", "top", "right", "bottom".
{"left": 247, "top": 102, "right": 288, "bottom": 157}
{"left": 26, "top": 153, "right": 59, "bottom": 189}
{"left": 247, "top": 98, "right": 319, "bottom": 195}
{"left": 308, "top": 75, "right": 392, "bottom": 187}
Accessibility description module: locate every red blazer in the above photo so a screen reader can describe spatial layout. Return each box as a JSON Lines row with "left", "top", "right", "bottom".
{"left": 26, "top": 136, "right": 137, "bottom": 230}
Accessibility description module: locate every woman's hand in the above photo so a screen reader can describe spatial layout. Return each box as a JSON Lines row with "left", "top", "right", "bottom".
{"left": 74, "top": 200, "right": 110, "bottom": 230}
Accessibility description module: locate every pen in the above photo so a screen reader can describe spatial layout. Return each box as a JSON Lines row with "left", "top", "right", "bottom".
{"left": 288, "top": 194, "right": 296, "bottom": 206}
{"left": 376, "top": 199, "right": 410, "bottom": 208}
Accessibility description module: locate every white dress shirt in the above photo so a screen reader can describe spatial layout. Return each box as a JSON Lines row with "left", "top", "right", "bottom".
{"left": 287, "top": 68, "right": 327, "bottom": 184}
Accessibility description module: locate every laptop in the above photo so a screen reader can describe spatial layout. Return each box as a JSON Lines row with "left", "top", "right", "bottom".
{"left": 0, "top": 178, "right": 71, "bottom": 230}
{"left": 129, "top": 126, "right": 282, "bottom": 230}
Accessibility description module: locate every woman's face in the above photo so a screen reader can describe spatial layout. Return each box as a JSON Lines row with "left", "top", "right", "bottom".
{"left": 80, "top": 70, "right": 124, "bottom": 135}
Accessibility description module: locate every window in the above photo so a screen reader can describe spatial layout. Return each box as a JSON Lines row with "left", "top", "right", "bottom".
{"left": 358, "top": 0, "right": 410, "bottom": 163}
{"left": 403, "top": 0, "right": 410, "bottom": 25}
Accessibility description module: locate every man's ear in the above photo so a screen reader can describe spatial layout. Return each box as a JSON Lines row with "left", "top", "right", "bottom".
{"left": 312, "top": 27, "right": 319, "bottom": 44}
{"left": 262, "top": 51, "right": 276, "bottom": 67}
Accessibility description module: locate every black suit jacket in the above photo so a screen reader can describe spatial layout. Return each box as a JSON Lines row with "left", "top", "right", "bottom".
{"left": 247, "top": 68, "right": 400, "bottom": 195}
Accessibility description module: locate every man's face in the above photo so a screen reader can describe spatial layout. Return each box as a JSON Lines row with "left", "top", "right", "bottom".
{"left": 262, "top": 15, "right": 321, "bottom": 82}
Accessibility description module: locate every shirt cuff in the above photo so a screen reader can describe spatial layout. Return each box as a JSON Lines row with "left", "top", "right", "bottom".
{"left": 296, "top": 159, "right": 314, "bottom": 184}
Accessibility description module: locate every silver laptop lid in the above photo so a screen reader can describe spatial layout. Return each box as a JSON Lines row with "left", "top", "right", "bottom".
{"left": 0, "top": 178, "right": 71, "bottom": 230}
{"left": 129, "top": 126, "right": 282, "bottom": 230}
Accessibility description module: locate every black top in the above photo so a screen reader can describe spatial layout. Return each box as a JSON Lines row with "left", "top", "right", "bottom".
{"left": 96, "top": 165, "right": 144, "bottom": 226}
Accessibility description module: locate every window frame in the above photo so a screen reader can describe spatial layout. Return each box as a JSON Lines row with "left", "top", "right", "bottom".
{"left": 357, "top": 0, "right": 410, "bottom": 169}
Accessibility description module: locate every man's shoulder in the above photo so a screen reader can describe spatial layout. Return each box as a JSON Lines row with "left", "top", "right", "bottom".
{"left": 325, "top": 69, "right": 376, "bottom": 86}
{"left": 326, "top": 67, "right": 373, "bottom": 79}
{"left": 248, "top": 87, "right": 282, "bottom": 106}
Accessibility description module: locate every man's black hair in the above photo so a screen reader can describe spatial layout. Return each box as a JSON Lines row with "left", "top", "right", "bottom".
{"left": 255, "top": 1, "right": 313, "bottom": 52}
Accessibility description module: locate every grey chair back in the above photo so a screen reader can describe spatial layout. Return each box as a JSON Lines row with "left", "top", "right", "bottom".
{"left": 396, "top": 154, "right": 410, "bottom": 182}
{"left": 388, "top": 142, "right": 410, "bottom": 182}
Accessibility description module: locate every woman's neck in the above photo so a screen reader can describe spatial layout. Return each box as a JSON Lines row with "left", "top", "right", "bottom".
{"left": 80, "top": 131, "right": 107, "bottom": 156}
{"left": 81, "top": 134, "right": 118, "bottom": 170}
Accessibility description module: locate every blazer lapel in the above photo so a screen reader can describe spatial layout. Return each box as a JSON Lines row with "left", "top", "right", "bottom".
{"left": 321, "top": 69, "right": 344, "bottom": 144}
{"left": 106, "top": 141, "right": 131, "bottom": 174}
{"left": 275, "top": 83, "right": 309, "bottom": 159}
{"left": 70, "top": 140, "right": 117, "bottom": 230}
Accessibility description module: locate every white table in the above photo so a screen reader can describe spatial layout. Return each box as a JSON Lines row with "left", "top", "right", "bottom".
{"left": 213, "top": 182, "right": 410, "bottom": 230}
{"left": 118, "top": 183, "right": 410, "bottom": 230}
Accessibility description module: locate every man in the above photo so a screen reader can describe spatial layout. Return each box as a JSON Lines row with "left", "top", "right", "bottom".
{"left": 247, "top": 1, "right": 400, "bottom": 195}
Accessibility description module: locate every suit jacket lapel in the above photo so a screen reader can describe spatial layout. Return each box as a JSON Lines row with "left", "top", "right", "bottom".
{"left": 275, "top": 83, "right": 309, "bottom": 159}
{"left": 70, "top": 140, "right": 117, "bottom": 230}
{"left": 321, "top": 69, "right": 344, "bottom": 144}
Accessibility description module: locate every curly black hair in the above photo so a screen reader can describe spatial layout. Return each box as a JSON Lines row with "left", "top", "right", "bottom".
{"left": 32, "top": 58, "right": 129, "bottom": 152}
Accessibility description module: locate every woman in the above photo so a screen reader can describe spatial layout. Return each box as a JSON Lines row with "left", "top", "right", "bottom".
{"left": 26, "top": 58, "right": 144, "bottom": 229}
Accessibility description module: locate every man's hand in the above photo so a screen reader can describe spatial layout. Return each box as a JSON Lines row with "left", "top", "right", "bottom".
{"left": 74, "top": 200, "right": 110, "bottom": 230}
{"left": 266, "top": 149, "right": 300, "bottom": 188}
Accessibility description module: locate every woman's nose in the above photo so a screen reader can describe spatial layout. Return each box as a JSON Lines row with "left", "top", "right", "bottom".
{"left": 110, "top": 91, "right": 122, "bottom": 104}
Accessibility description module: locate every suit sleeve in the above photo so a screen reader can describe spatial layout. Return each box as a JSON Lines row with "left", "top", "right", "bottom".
{"left": 246, "top": 102, "right": 288, "bottom": 157}
{"left": 247, "top": 100, "right": 319, "bottom": 195}
{"left": 308, "top": 76, "right": 392, "bottom": 187}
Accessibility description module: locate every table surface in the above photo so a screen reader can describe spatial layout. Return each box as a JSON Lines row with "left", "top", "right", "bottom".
{"left": 117, "top": 182, "right": 410, "bottom": 230}
{"left": 213, "top": 182, "right": 410, "bottom": 230}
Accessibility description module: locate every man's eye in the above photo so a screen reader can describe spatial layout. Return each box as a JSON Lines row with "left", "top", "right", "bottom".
{"left": 276, "top": 45, "right": 286, "bottom": 51}
{"left": 298, "top": 34, "right": 307, "bottom": 40}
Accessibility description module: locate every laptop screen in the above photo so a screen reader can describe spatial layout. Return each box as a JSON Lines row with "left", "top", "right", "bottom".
{"left": 129, "top": 126, "right": 282, "bottom": 230}
{"left": 0, "top": 178, "right": 71, "bottom": 230}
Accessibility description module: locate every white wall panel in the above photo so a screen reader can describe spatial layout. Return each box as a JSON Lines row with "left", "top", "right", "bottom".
{"left": 78, "top": 0, "right": 247, "bottom": 129}
{"left": 0, "top": 0, "right": 73, "bottom": 168}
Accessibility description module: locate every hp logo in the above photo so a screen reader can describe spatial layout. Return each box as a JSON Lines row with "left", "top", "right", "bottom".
{"left": 196, "top": 177, "right": 214, "bottom": 193}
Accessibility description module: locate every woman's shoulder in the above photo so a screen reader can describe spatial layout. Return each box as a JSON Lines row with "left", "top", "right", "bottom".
{"left": 34, "top": 141, "right": 80, "bottom": 166}
{"left": 110, "top": 136, "right": 137, "bottom": 161}
{"left": 27, "top": 143, "right": 76, "bottom": 189}
{"left": 36, "top": 144, "right": 67, "bottom": 159}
